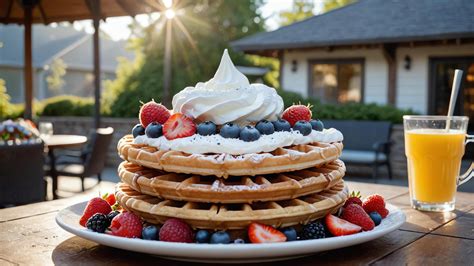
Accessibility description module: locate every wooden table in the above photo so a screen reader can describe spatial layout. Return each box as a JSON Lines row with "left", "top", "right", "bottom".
{"left": 44, "top": 135, "right": 87, "bottom": 199}
{"left": 0, "top": 181, "right": 473, "bottom": 265}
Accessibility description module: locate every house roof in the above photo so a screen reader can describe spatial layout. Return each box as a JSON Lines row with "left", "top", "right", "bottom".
{"left": 0, "top": 24, "right": 134, "bottom": 72}
{"left": 231, "top": 0, "right": 474, "bottom": 53}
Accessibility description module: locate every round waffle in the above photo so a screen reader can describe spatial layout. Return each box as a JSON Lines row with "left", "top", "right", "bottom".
{"left": 118, "top": 135, "right": 343, "bottom": 178}
{"left": 119, "top": 160, "right": 346, "bottom": 203}
{"left": 115, "top": 181, "right": 348, "bottom": 230}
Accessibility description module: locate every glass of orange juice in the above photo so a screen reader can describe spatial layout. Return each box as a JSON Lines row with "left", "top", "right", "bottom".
{"left": 404, "top": 116, "right": 474, "bottom": 212}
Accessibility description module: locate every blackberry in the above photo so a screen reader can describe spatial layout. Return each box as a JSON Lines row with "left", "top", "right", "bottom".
{"left": 107, "top": 211, "right": 120, "bottom": 224}
{"left": 301, "top": 221, "right": 326, "bottom": 240}
{"left": 86, "top": 213, "right": 109, "bottom": 233}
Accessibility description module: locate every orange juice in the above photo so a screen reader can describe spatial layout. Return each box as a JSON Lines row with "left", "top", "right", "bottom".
{"left": 405, "top": 129, "right": 465, "bottom": 203}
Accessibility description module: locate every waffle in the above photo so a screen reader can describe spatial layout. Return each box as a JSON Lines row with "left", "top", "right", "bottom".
{"left": 118, "top": 135, "right": 343, "bottom": 178}
{"left": 118, "top": 160, "right": 346, "bottom": 203}
{"left": 115, "top": 181, "right": 348, "bottom": 230}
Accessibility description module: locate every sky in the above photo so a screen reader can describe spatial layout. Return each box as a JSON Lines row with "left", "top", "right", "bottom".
{"left": 70, "top": 0, "right": 324, "bottom": 41}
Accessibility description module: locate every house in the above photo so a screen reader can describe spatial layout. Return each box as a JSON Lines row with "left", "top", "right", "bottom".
{"left": 0, "top": 24, "right": 134, "bottom": 103}
{"left": 232, "top": 0, "right": 474, "bottom": 119}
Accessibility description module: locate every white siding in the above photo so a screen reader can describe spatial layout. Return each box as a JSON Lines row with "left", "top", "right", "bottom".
{"left": 396, "top": 44, "right": 474, "bottom": 114}
{"left": 282, "top": 48, "right": 388, "bottom": 105}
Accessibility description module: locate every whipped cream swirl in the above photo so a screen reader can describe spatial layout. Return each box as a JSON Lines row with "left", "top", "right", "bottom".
{"left": 172, "top": 49, "right": 284, "bottom": 125}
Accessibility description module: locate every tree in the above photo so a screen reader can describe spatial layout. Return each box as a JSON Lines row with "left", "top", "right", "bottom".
{"left": 279, "top": 0, "right": 315, "bottom": 26}
{"left": 0, "top": 79, "right": 10, "bottom": 118}
{"left": 322, "top": 0, "right": 356, "bottom": 13}
{"left": 46, "top": 58, "right": 67, "bottom": 94}
{"left": 103, "top": 0, "right": 266, "bottom": 117}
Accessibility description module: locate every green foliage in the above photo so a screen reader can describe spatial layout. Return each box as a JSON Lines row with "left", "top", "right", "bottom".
{"left": 277, "top": 89, "right": 414, "bottom": 124}
{"left": 103, "top": 0, "right": 266, "bottom": 118}
{"left": 45, "top": 58, "right": 67, "bottom": 93}
{"left": 322, "top": 0, "right": 356, "bottom": 12}
{"left": 0, "top": 79, "right": 10, "bottom": 118}
{"left": 279, "top": 0, "right": 315, "bottom": 26}
{"left": 40, "top": 95, "right": 94, "bottom": 117}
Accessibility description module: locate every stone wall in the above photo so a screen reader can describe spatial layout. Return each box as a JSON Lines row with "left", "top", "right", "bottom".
{"left": 39, "top": 117, "right": 409, "bottom": 179}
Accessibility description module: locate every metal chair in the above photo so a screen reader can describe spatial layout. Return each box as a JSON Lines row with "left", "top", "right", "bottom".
{"left": 55, "top": 127, "right": 114, "bottom": 191}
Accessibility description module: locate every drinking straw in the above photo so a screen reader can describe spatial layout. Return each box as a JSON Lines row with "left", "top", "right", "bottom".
{"left": 446, "top": 69, "right": 464, "bottom": 131}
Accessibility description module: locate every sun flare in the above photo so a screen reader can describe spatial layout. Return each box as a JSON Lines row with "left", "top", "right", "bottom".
{"left": 165, "top": 9, "right": 176, "bottom": 19}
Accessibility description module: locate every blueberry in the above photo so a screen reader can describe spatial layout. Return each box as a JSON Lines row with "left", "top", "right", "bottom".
{"left": 369, "top": 211, "right": 382, "bottom": 226}
{"left": 132, "top": 124, "right": 145, "bottom": 138}
{"left": 219, "top": 123, "right": 240, "bottom": 139}
{"left": 195, "top": 230, "right": 211, "bottom": 243}
{"left": 281, "top": 227, "right": 297, "bottom": 241}
{"left": 142, "top": 225, "right": 160, "bottom": 240}
{"left": 273, "top": 119, "right": 291, "bottom": 132}
{"left": 293, "top": 121, "right": 312, "bottom": 136}
{"left": 145, "top": 122, "right": 163, "bottom": 138}
{"left": 310, "top": 119, "right": 324, "bottom": 131}
{"left": 197, "top": 121, "right": 217, "bottom": 136}
{"left": 233, "top": 238, "right": 245, "bottom": 244}
{"left": 239, "top": 125, "right": 261, "bottom": 142}
{"left": 255, "top": 120, "right": 275, "bottom": 135}
{"left": 210, "top": 231, "right": 231, "bottom": 244}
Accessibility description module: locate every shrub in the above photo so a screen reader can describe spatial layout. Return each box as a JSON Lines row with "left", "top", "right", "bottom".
{"left": 40, "top": 95, "right": 94, "bottom": 117}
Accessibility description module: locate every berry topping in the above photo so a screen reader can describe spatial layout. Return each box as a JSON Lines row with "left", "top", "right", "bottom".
{"left": 325, "top": 214, "right": 362, "bottom": 236}
{"left": 145, "top": 122, "right": 163, "bottom": 138}
{"left": 369, "top": 211, "right": 382, "bottom": 226}
{"left": 281, "top": 227, "right": 298, "bottom": 241}
{"left": 301, "top": 221, "right": 326, "bottom": 240}
{"left": 233, "top": 238, "right": 245, "bottom": 244}
{"left": 219, "top": 123, "right": 240, "bottom": 139}
{"left": 142, "top": 225, "right": 160, "bottom": 240}
{"left": 109, "top": 212, "right": 143, "bottom": 238}
{"left": 197, "top": 121, "right": 217, "bottom": 136}
{"left": 107, "top": 210, "right": 120, "bottom": 224}
{"left": 239, "top": 125, "right": 261, "bottom": 142}
{"left": 362, "top": 194, "right": 389, "bottom": 218}
{"left": 195, "top": 230, "right": 211, "bottom": 243}
{"left": 341, "top": 204, "right": 375, "bottom": 231}
{"left": 102, "top": 193, "right": 116, "bottom": 206}
{"left": 210, "top": 231, "right": 231, "bottom": 244}
{"left": 282, "top": 104, "right": 312, "bottom": 126}
{"left": 159, "top": 218, "right": 194, "bottom": 243}
{"left": 86, "top": 213, "right": 109, "bottom": 233}
{"left": 272, "top": 119, "right": 291, "bottom": 132}
{"left": 132, "top": 124, "right": 145, "bottom": 138}
{"left": 163, "top": 113, "right": 196, "bottom": 140}
{"left": 79, "top": 197, "right": 112, "bottom": 227}
{"left": 139, "top": 100, "right": 170, "bottom": 128}
{"left": 293, "top": 121, "right": 312, "bottom": 136}
{"left": 255, "top": 120, "right": 275, "bottom": 135}
{"left": 310, "top": 119, "right": 324, "bottom": 131}
{"left": 343, "top": 191, "right": 363, "bottom": 208}
{"left": 248, "top": 222, "right": 287, "bottom": 243}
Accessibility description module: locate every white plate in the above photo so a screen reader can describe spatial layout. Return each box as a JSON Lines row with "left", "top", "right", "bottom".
{"left": 56, "top": 202, "right": 406, "bottom": 263}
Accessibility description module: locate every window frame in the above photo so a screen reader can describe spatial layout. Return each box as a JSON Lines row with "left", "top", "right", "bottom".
{"left": 307, "top": 58, "right": 365, "bottom": 104}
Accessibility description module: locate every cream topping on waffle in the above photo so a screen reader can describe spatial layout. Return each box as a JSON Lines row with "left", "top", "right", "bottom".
{"left": 172, "top": 49, "right": 284, "bottom": 125}
{"left": 134, "top": 128, "right": 343, "bottom": 155}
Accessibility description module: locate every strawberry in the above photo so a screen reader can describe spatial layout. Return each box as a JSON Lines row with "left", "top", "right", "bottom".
{"left": 341, "top": 204, "right": 375, "bottom": 231}
{"left": 109, "top": 212, "right": 143, "bottom": 238}
{"left": 163, "top": 113, "right": 196, "bottom": 140}
{"left": 139, "top": 100, "right": 171, "bottom": 128}
{"left": 343, "top": 191, "right": 363, "bottom": 208}
{"left": 282, "top": 104, "right": 312, "bottom": 126}
{"left": 362, "top": 194, "right": 389, "bottom": 218}
{"left": 79, "top": 197, "right": 112, "bottom": 227}
{"left": 325, "top": 214, "right": 362, "bottom": 236}
{"left": 159, "top": 218, "right": 194, "bottom": 243}
{"left": 248, "top": 222, "right": 287, "bottom": 243}
{"left": 102, "top": 193, "right": 116, "bottom": 206}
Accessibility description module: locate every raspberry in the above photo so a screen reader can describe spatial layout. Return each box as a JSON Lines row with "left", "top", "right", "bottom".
{"left": 159, "top": 218, "right": 194, "bottom": 243}
{"left": 109, "top": 212, "right": 143, "bottom": 238}
{"left": 362, "top": 194, "right": 389, "bottom": 218}
{"left": 139, "top": 100, "right": 171, "bottom": 128}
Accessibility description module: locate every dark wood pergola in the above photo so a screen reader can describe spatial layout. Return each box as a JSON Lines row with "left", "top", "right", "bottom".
{"left": 0, "top": 0, "right": 166, "bottom": 127}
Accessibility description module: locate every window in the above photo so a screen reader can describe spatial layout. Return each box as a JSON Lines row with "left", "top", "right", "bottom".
{"left": 309, "top": 59, "right": 364, "bottom": 104}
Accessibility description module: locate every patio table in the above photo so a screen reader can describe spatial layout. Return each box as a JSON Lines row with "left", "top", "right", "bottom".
{"left": 44, "top": 135, "right": 87, "bottom": 199}
{"left": 0, "top": 181, "right": 473, "bottom": 265}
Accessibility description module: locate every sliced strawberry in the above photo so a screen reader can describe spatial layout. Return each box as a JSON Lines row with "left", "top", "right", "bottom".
{"left": 102, "top": 193, "right": 116, "bottom": 206}
{"left": 282, "top": 105, "right": 312, "bottom": 126}
{"left": 163, "top": 113, "right": 196, "bottom": 140}
{"left": 325, "top": 214, "right": 362, "bottom": 236}
{"left": 248, "top": 222, "right": 287, "bottom": 243}
{"left": 139, "top": 100, "right": 171, "bottom": 128}
{"left": 79, "top": 197, "right": 112, "bottom": 227}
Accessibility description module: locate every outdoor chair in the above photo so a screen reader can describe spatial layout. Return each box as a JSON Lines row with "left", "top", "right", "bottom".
{"left": 324, "top": 120, "right": 393, "bottom": 179}
{"left": 0, "top": 141, "right": 45, "bottom": 206}
{"left": 54, "top": 127, "right": 114, "bottom": 191}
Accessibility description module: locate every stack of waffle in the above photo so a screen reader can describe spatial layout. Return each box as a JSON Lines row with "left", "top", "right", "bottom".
{"left": 115, "top": 135, "right": 348, "bottom": 231}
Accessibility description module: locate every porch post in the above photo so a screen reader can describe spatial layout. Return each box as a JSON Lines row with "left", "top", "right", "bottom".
{"left": 383, "top": 44, "right": 397, "bottom": 106}
{"left": 91, "top": 0, "right": 101, "bottom": 128}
